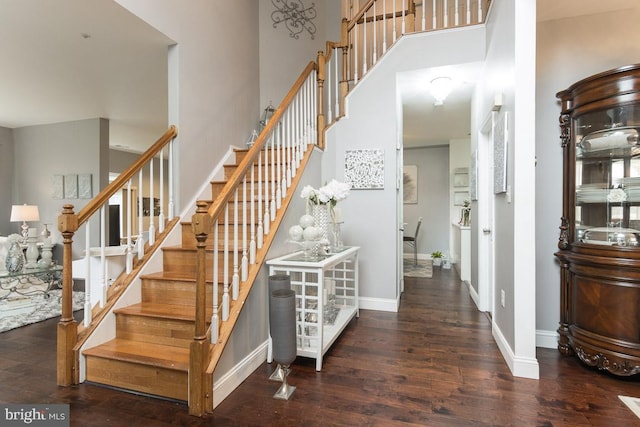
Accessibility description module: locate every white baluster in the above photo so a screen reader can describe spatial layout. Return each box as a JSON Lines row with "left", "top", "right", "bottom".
{"left": 372, "top": 1, "right": 377, "bottom": 64}
{"left": 334, "top": 48, "right": 340, "bottom": 118}
{"left": 433, "top": 0, "right": 437, "bottom": 29}
{"left": 354, "top": 19, "right": 359, "bottom": 84}
{"left": 241, "top": 177, "right": 248, "bottom": 281}
{"left": 421, "top": 0, "right": 426, "bottom": 30}
{"left": 263, "top": 140, "right": 270, "bottom": 235}
{"left": 159, "top": 147, "right": 165, "bottom": 233}
{"left": 478, "top": 0, "right": 482, "bottom": 23}
{"left": 83, "top": 221, "right": 92, "bottom": 326}
{"left": 455, "top": 0, "right": 459, "bottom": 26}
{"left": 276, "top": 126, "right": 282, "bottom": 210}
{"left": 270, "top": 135, "right": 277, "bottom": 221}
{"left": 279, "top": 123, "right": 286, "bottom": 203}
{"left": 383, "top": 0, "right": 388, "bottom": 53}
{"left": 327, "top": 55, "right": 333, "bottom": 123}
{"left": 232, "top": 189, "right": 239, "bottom": 301}
{"left": 287, "top": 105, "right": 293, "bottom": 184}
{"left": 363, "top": 10, "right": 368, "bottom": 75}
{"left": 148, "top": 158, "right": 155, "bottom": 246}
{"left": 257, "top": 149, "right": 264, "bottom": 247}
{"left": 444, "top": 0, "right": 448, "bottom": 27}
{"left": 100, "top": 206, "right": 107, "bottom": 308}
{"left": 250, "top": 162, "right": 256, "bottom": 264}
{"left": 211, "top": 219, "right": 219, "bottom": 343}
{"left": 126, "top": 179, "right": 133, "bottom": 274}
{"left": 222, "top": 205, "right": 230, "bottom": 321}
{"left": 137, "top": 170, "right": 144, "bottom": 259}
{"left": 393, "top": 0, "right": 397, "bottom": 42}
{"left": 168, "top": 138, "right": 174, "bottom": 219}
{"left": 402, "top": 0, "right": 406, "bottom": 34}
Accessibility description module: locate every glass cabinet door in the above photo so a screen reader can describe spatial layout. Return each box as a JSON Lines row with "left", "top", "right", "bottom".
{"left": 575, "top": 105, "right": 640, "bottom": 246}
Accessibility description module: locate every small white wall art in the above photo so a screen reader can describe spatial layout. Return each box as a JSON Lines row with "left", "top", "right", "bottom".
{"left": 64, "top": 174, "right": 78, "bottom": 199}
{"left": 345, "top": 149, "right": 384, "bottom": 190}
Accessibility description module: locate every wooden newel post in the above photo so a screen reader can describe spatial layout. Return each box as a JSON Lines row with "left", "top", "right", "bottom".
{"left": 189, "top": 200, "right": 211, "bottom": 416}
{"left": 317, "top": 50, "right": 326, "bottom": 149}
{"left": 57, "top": 204, "right": 79, "bottom": 386}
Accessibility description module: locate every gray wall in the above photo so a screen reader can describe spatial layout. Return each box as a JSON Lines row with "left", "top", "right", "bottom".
{"left": 0, "top": 127, "right": 14, "bottom": 236}
{"left": 258, "top": 0, "right": 342, "bottom": 112}
{"left": 403, "top": 146, "right": 450, "bottom": 257}
{"left": 11, "top": 118, "right": 109, "bottom": 247}
{"left": 535, "top": 6, "right": 640, "bottom": 341}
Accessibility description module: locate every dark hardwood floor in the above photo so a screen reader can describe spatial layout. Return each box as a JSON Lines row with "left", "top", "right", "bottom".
{"left": 1, "top": 267, "right": 639, "bottom": 426}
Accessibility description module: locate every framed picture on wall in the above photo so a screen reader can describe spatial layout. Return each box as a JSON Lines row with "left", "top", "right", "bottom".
{"left": 403, "top": 165, "right": 418, "bottom": 204}
{"left": 494, "top": 111, "right": 508, "bottom": 194}
{"left": 454, "top": 191, "right": 469, "bottom": 206}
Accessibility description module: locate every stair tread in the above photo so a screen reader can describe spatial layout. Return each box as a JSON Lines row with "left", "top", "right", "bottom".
{"left": 84, "top": 338, "right": 190, "bottom": 371}
{"left": 115, "top": 302, "right": 210, "bottom": 321}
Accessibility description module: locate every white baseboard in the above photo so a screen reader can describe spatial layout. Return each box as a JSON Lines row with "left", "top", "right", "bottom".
{"left": 492, "top": 322, "right": 540, "bottom": 380}
{"left": 213, "top": 340, "right": 269, "bottom": 408}
{"left": 466, "top": 280, "right": 480, "bottom": 309}
{"left": 536, "top": 329, "right": 558, "bottom": 349}
{"left": 358, "top": 297, "right": 398, "bottom": 312}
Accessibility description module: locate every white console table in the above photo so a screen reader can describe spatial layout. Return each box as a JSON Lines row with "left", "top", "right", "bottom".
{"left": 267, "top": 246, "right": 359, "bottom": 371}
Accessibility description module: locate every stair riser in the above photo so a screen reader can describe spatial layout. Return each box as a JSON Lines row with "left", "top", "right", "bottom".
{"left": 181, "top": 223, "right": 258, "bottom": 247}
{"left": 116, "top": 314, "right": 195, "bottom": 348}
{"left": 142, "top": 279, "right": 212, "bottom": 306}
{"left": 85, "top": 356, "right": 187, "bottom": 401}
{"left": 223, "top": 163, "right": 289, "bottom": 181}
{"left": 162, "top": 250, "right": 244, "bottom": 277}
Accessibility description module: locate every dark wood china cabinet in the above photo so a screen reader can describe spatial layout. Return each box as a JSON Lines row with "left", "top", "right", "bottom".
{"left": 556, "top": 64, "right": 640, "bottom": 376}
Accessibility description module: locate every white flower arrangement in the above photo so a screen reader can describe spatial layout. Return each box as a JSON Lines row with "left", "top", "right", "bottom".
{"left": 607, "top": 187, "right": 627, "bottom": 203}
{"left": 300, "top": 179, "right": 351, "bottom": 207}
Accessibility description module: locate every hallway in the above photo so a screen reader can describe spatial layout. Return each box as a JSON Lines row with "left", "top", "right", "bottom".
{"left": 1, "top": 268, "right": 639, "bottom": 425}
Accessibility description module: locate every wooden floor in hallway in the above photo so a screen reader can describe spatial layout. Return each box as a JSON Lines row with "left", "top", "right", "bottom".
{"left": 1, "top": 266, "right": 639, "bottom": 426}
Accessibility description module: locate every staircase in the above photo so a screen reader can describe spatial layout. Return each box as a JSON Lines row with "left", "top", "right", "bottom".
{"left": 82, "top": 147, "right": 274, "bottom": 401}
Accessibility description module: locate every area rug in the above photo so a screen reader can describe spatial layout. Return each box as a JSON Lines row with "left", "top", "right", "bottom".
{"left": 619, "top": 395, "right": 640, "bottom": 419}
{"left": 0, "top": 290, "right": 84, "bottom": 333}
{"left": 403, "top": 258, "right": 433, "bottom": 278}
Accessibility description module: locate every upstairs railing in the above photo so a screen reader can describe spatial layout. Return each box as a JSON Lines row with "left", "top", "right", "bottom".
{"left": 57, "top": 126, "right": 178, "bottom": 386}
{"left": 188, "top": 62, "right": 317, "bottom": 414}
{"left": 319, "top": 0, "right": 491, "bottom": 134}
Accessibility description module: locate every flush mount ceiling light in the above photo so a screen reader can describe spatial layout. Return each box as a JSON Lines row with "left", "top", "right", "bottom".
{"left": 430, "top": 76, "right": 453, "bottom": 106}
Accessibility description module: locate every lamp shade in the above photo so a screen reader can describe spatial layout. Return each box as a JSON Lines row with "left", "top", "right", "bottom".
{"left": 10, "top": 204, "right": 40, "bottom": 222}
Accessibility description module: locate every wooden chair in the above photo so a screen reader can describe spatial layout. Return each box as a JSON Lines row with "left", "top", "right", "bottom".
{"left": 403, "top": 217, "right": 422, "bottom": 266}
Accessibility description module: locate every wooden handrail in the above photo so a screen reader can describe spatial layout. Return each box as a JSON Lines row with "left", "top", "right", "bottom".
{"left": 77, "top": 125, "right": 177, "bottom": 224}
{"left": 205, "top": 62, "right": 316, "bottom": 221}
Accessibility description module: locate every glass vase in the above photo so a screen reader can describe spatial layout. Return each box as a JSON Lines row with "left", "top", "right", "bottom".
{"left": 5, "top": 240, "right": 25, "bottom": 273}
{"left": 312, "top": 203, "right": 330, "bottom": 244}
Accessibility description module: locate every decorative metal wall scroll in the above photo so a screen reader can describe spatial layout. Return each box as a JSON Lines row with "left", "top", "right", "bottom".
{"left": 271, "top": 0, "right": 317, "bottom": 40}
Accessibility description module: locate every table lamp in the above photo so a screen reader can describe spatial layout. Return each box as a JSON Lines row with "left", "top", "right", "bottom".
{"left": 10, "top": 204, "right": 40, "bottom": 243}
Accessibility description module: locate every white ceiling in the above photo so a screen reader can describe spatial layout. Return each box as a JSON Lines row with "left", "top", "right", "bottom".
{"left": 1, "top": 1, "right": 637, "bottom": 153}
{"left": 399, "top": 0, "right": 639, "bottom": 148}
{"left": 0, "top": 0, "right": 173, "bottom": 153}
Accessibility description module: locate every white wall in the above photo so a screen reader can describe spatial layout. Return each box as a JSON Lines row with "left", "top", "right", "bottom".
{"left": 472, "top": 0, "right": 538, "bottom": 378}
{"left": 535, "top": 5, "right": 640, "bottom": 347}
{"left": 0, "top": 127, "right": 14, "bottom": 236}
{"left": 403, "top": 146, "right": 449, "bottom": 258}
{"left": 449, "top": 138, "right": 471, "bottom": 259}
{"left": 115, "top": 0, "right": 261, "bottom": 214}
{"left": 12, "top": 118, "right": 109, "bottom": 248}
{"left": 325, "top": 26, "right": 486, "bottom": 310}
{"left": 258, "top": 0, "right": 341, "bottom": 113}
